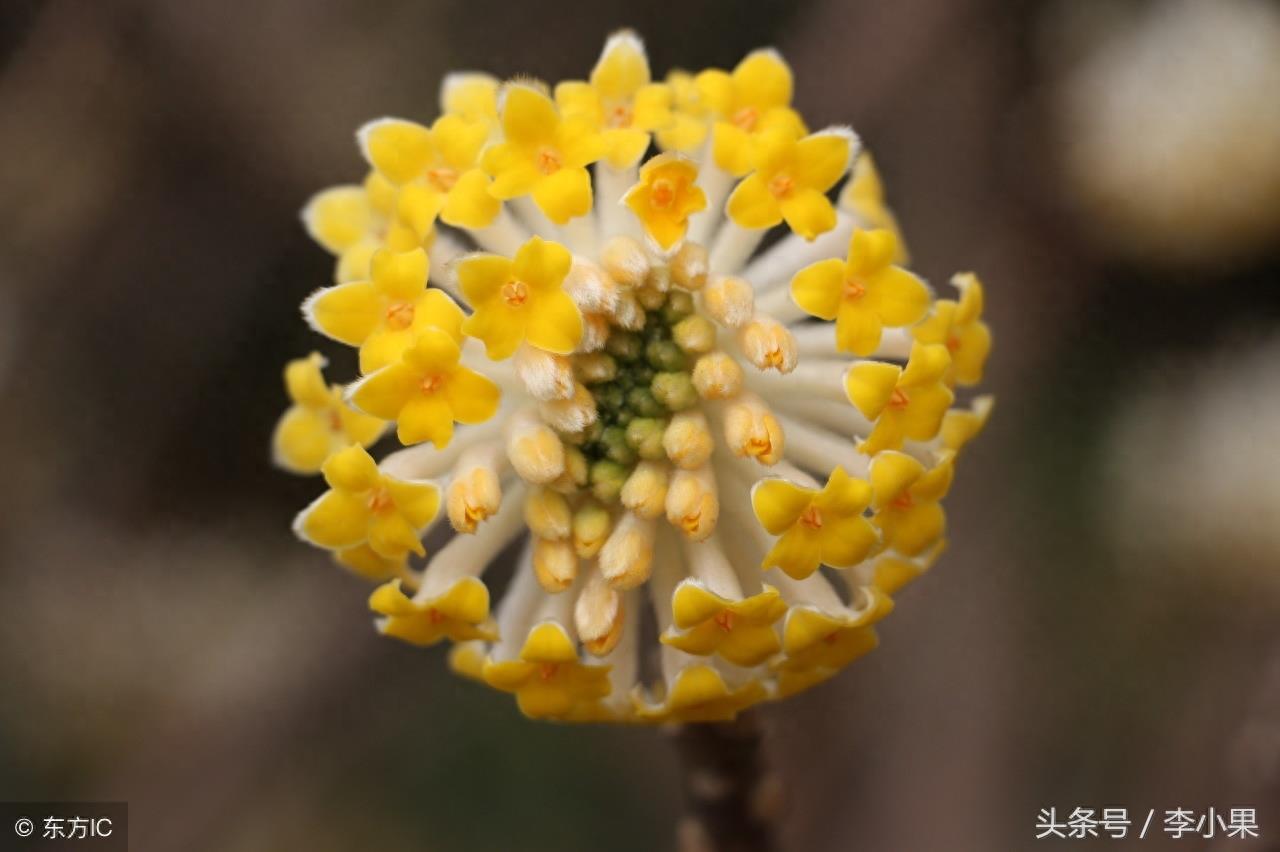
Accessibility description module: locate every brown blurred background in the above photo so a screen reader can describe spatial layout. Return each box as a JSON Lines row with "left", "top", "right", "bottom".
{"left": 2, "top": 0, "right": 1279, "bottom": 849}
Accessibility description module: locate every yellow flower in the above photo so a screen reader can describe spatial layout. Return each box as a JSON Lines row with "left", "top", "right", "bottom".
{"left": 621, "top": 153, "right": 707, "bottom": 251}
{"left": 348, "top": 327, "right": 501, "bottom": 448}
{"left": 272, "top": 352, "right": 385, "bottom": 474}
{"left": 726, "top": 128, "right": 855, "bottom": 240}
{"left": 482, "top": 621, "right": 612, "bottom": 719}
{"left": 751, "top": 466, "right": 879, "bottom": 579}
{"left": 940, "top": 395, "right": 995, "bottom": 453}
{"left": 457, "top": 236, "right": 583, "bottom": 359}
{"left": 635, "top": 665, "right": 769, "bottom": 723}
{"left": 301, "top": 172, "right": 427, "bottom": 282}
{"left": 839, "top": 152, "right": 909, "bottom": 263}
{"left": 293, "top": 444, "right": 441, "bottom": 558}
{"left": 360, "top": 115, "right": 501, "bottom": 232}
{"left": 911, "top": 273, "right": 992, "bottom": 386}
{"left": 868, "top": 539, "right": 947, "bottom": 595}
{"left": 481, "top": 83, "right": 607, "bottom": 224}
{"left": 844, "top": 341, "right": 955, "bottom": 454}
{"left": 335, "top": 543, "right": 407, "bottom": 583}
{"left": 660, "top": 581, "right": 788, "bottom": 667}
{"left": 790, "top": 228, "right": 930, "bottom": 355}
{"left": 555, "top": 31, "right": 673, "bottom": 170}
{"left": 303, "top": 247, "right": 466, "bottom": 374}
{"left": 369, "top": 577, "right": 497, "bottom": 645}
{"left": 869, "top": 451, "right": 954, "bottom": 557}
{"left": 698, "top": 49, "right": 807, "bottom": 176}
{"left": 656, "top": 69, "right": 713, "bottom": 152}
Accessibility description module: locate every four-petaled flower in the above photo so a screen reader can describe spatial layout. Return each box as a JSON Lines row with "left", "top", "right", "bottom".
{"left": 483, "top": 621, "right": 612, "bottom": 719}
{"left": 369, "top": 577, "right": 497, "bottom": 645}
{"left": 301, "top": 172, "right": 423, "bottom": 283}
{"left": 726, "top": 128, "right": 856, "bottom": 240}
{"left": 457, "top": 236, "right": 584, "bottom": 359}
{"left": 773, "top": 589, "right": 893, "bottom": 696}
{"left": 481, "top": 84, "right": 607, "bottom": 224}
{"left": 751, "top": 466, "right": 879, "bottom": 579}
{"left": 661, "top": 580, "right": 789, "bottom": 666}
{"left": 790, "top": 228, "right": 930, "bottom": 355}
{"left": 912, "top": 272, "right": 992, "bottom": 387}
{"left": 840, "top": 152, "right": 909, "bottom": 263}
{"left": 294, "top": 444, "right": 441, "bottom": 558}
{"left": 303, "top": 247, "right": 465, "bottom": 373}
{"left": 272, "top": 352, "right": 385, "bottom": 474}
{"left": 360, "top": 115, "right": 500, "bottom": 233}
{"left": 698, "top": 49, "right": 807, "bottom": 176}
{"left": 844, "top": 341, "right": 955, "bottom": 454}
{"left": 556, "top": 31, "right": 673, "bottom": 170}
{"left": 869, "top": 450, "right": 955, "bottom": 557}
{"left": 349, "top": 327, "right": 501, "bottom": 447}
{"left": 622, "top": 153, "right": 707, "bottom": 251}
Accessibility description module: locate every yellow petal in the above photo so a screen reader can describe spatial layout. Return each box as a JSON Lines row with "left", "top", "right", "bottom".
{"left": 867, "top": 266, "right": 930, "bottom": 327}
{"left": 272, "top": 406, "right": 336, "bottom": 474}
{"left": 751, "top": 477, "right": 815, "bottom": 534}
{"left": 726, "top": 173, "right": 781, "bottom": 230}
{"left": 554, "top": 80, "right": 602, "bottom": 123}
{"left": 732, "top": 49, "right": 793, "bottom": 110}
{"left": 367, "top": 509, "right": 426, "bottom": 558}
{"left": 455, "top": 254, "right": 513, "bottom": 304}
{"left": 304, "top": 281, "right": 382, "bottom": 346}
{"left": 360, "top": 119, "right": 434, "bottom": 185}
{"left": 296, "top": 489, "right": 369, "bottom": 549}
{"left": 501, "top": 84, "right": 559, "bottom": 146}
{"left": 443, "top": 366, "right": 501, "bottom": 423}
{"left": 843, "top": 361, "right": 902, "bottom": 419}
{"left": 779, "top": 188, "right": 837, "bottom": 240}
{"left": 350, "top": 363, "right": 419, "bottom": 421}
{"left": 397, "top": 394, "right": 455, "bottom": 447}
{"left": 532, "top": 166, "right": 594, "bottom": 224}
{"left": 337, "top": 545, "right": 404, "bottom": 582}
{"left": 602, "top": 127, "right": 651, "bottom": 169}
{"left": 591, "top": 31, "right": 650, "bottom": 99}
{"left": 370, "top": 247, "right": 429, "bottom": 302}
{"left": 835, "top": 298, "right": 885, "bottom": 356}
{"left": 461, "top": 304, "right": 526, "bottom": 361}
{"left": 789, "top": 258, "right": 844, "bottom": 320}
{"left": 520, "top": 620, "right": 580, "bottom": 663}
{"left": 402, "top": 326, "right": 462, "bottom": 374}
{"left": 441, "top": 72, "right": 499, "bottom": 124}
{"left": 358, "top": 327, "right": 417, "bottom": 375}
{"left": 301, "top": 186, "right": 372, "bottom": 254}
{"left": 793, "top": 129, "right": 854, "bottom": 191}
{"left": 513, "top": 236, "right": 573, "bottom": 289}
{"left": 525, "top": 290, "right": 583, "bottom": 355}
{"left": 711, "top": 122, "right": 754, "bottom": 176}
{"left": 819, "top": 515, "right": 879, "bottom": 566}
{"left": 764, "top": 527, "right": 823, "bottom": 579}
{"left": 322, "top": 444, "right": 381, "bottom": 492}
{"left": 869, "top": 451, "right": 924, "bottom": 510}
{"left": 847, "top": 228, "right": 900, "bottom": 277}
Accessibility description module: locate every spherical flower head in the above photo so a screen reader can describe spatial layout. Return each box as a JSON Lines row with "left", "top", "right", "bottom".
{"left": 622, "top": 153, "right": 708, "bottom": 251}
{"left": 458, "top": 236, "right": 584, "bottom": 359}
{"left": 272, "top": 352, "right": 385, "bottom": 474}
{"left": 276, "top": 32, "right": 996, "bottom": 725}
{"left": 555, "top": 30, "right": 673, "bottom": 170}
{"left": 752, "top": 466, "right": 879, "bottom": 579}
{"left": 348, "top": 327, "right": 501, "bottom": 447}
{"left": 727, "top": 127, "right": 857, "bottom": 240}
{"left": 481, "top": 84, "right": 607, "bottom": 224}
{"left": 294, "top": 445, "right": 441, "bottom": 558}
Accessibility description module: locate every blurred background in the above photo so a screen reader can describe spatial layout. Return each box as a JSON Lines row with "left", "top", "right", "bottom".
{"left": 2, "top": 0, "right": 1278, "bottom": 849}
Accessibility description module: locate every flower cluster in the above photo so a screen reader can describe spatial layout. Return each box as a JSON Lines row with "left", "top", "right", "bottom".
{"left": 275, "top": 32, "right": 994, "bottom": 723}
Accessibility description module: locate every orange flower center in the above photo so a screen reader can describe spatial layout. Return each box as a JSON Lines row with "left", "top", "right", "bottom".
{"left": 427, "top": 167, "right": 459, "bottom": 192}
{"left": 367, "top": 488, "right": 394, "bottom": 514}
{"left": 606, "top": 103, "right": 633, "bottom": 128}
{"left": 502, "top": 279, "right": 529, "bottom": 307}
{"left": 713, "top": 610, "right": 735, "bottom": 632}
{"left": 385, "top": 301, "right": 415, "bottom": 330}
{"left": 536, "top": 148, "right": 561, "bottom": 175}
{"left": 823, "top": 631, "right": 840, "bottom": 645}
{"left": 420, "top": 373, "right": 444, "bottom": 394}
{"left": 799, "top": 504, "right": 823, "bottom": 530}
{"left": 731, "top": 106, "right": 759, "bottom": 131}
{"left": 328, "top": 410, "right": 343, "bottom": 431}
{"left": 889, "top": 387, "right": 910, "bottom": 410}
{"left": 427, "top": 608, "right": 445, "bottom": 624}
{"left": 767, "top": 173, "right": 794, "bottom": 199}
{"left": 891, "top": 492, "right": 915, "bottom": 511}
{"left": 946, "top": 334, "right": 961, "bottom": 352}
{"left": 843, "top": 277, "right": 867, "bottom": 300}
{"left": 651, "top": 178, "right": 676, "bottom": 209}
{"left": 538, "top": 663, "right": 559, "bottom": 681}
{"left": 747, "top": 434, "right": 774, "bottom": 459}
{"left": 679, "top": 511, "right": 702, "bottom": 534}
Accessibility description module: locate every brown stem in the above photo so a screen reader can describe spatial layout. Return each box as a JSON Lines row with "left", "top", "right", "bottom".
{"left": 671, "top": 710, "right": 783, "bottom": 852}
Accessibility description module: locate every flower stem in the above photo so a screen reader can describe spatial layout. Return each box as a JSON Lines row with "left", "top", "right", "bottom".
{"left": 671, "top": 710, "right": 782, "bottom": 852}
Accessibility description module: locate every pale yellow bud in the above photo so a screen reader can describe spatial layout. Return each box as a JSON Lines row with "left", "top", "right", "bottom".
{"left": 515, "top": 344, "right": 575, "bottom": 400}
{"left": 702, "top": 275, "right": 754, "bottom": 328}
{"left": 600, "top": 235, "right": 650, "bottom": 288}
{"left": 572, "top": 501, "right": 613, "bottom": 558}
{"left": 524, "top": 487, "right": 571, "bottom": 540}
{"left": 738, "top": 316, "right": 797, "bottom": 373}
{"left": 670, "top": 242, "right": 708, "bottom": 290}
{"left": 600, "top": 512, "right": 656, "bottom": 590}
{"left": 692, "top": 351, "right": 744, "bottom": 400}
{"left": 621, "top": 460, "right": 669, "bottom": 519}
{"left": 564, "top": 259, "right": 619, "bottom": 315}
{"left": 724, "top": 397, "right": 785, "bottom": 465}
{"left": 533, "top": 536, "right": 578, "bottom": 592}
{"left": 575, "top": 569, "right": 624, "bottom": 657}
{"left": 446, "top": 466, "right": 502, "bottom": 533}
{"left": 672, "top": 315, "right": 716, "bottom": 354}
{"left": 539, "top": 382, "right": 598, "bottom": 433}
{"left": 506, "top": 410, "right": 566, "bottom": 484}
{"left": 663, "top": 410, "right": 714, "bottom": 469}
{"left": 665, "top": 466, "right": 719, "bottom": 540}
